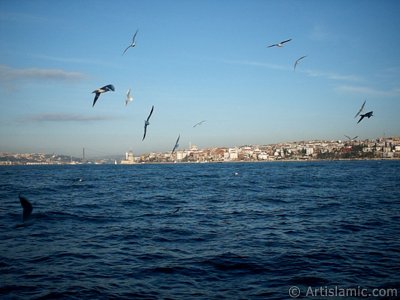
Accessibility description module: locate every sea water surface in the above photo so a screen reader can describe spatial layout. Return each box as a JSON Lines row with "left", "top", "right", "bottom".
{"left": 1, "top": 161, "right": 399, "bottom": 299}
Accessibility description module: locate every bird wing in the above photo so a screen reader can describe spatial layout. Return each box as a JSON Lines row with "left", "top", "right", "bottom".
{"left": 281, "top": 39, "right": 292, "bottom": 44}
{"left": 171, "top": 146, "right": 177, "bottom": 154}
{"left": 142, "top": 124, "right": 147, "bottom": 141}
{"left": 92, "top": 92, "right": 100, "bottom": 107}
{"left": 122, "top": 45, "right": 131, "bottom": 55}
{"left": 357, "top": 114, "right": 365, "bottom": 124}
{"left": 146, "top": 105, "right": 154, "bottom": 122}
{"left": 105, "top": 84, "right": 115, "bottom": 92}
{"left": 345, "top": 135, "right": 351, "bottom": 140}
{"left": 360, "top": 100, "right": 366, "bottom": 111}
{"left": 193, "top": 120, "right": 206, "bottom": 127}
{"left": 19, "top": 194, "right": 33, "bottom": 222}
{"left": 354, "top": 100, "right": 366, "bottom": 118}
{"left": 132, "top": 29, "right": 138, "bottom": 43}
{"left": 171, "top": 135, "right": 180, "bottom": 154}
{"left": 267, "top": 43, "right": 277, "bottom": 48}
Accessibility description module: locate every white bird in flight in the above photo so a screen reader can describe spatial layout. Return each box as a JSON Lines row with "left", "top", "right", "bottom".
{"left": 267, "top": 38, "right": 292, "bottom": 48}
{"left": 122, "top": 30, "right": 139, "bottom": 55}
{"left": 125, "top": 88, "right": 133, "bottom": 106}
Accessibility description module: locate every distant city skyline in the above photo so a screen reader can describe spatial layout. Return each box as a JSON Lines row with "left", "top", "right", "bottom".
{"left": 2, "top": 135, "right": 399, "bottom": 165}
{"left": 1, "top": 1, "right": 400, "bottom": 157}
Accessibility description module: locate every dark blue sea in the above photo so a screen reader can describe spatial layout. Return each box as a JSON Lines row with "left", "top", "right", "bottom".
{"left": 1, "top": 161, "right": 399, "bottom": 299}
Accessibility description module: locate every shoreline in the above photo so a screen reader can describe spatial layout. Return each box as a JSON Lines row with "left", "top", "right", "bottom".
{"left": 1, "top": 157, "right": 400, "bottom": 166}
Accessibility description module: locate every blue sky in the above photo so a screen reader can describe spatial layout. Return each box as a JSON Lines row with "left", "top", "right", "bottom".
{"left": 1, "top": 0, "right": 399, "bottom": 157}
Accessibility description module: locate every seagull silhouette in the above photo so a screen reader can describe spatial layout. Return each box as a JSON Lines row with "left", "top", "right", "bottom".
{"left": 354, "top": 100, "right": 366, "bottom": 118}
{"left": 92, "top": 84, "right": 115, "bottom": 107}
{"left": 19, "top": 193, "right": 33, "bottom": 223}
{"left": 125, "top": 88, "right": 133, "bottom": 106}
{"left": 193, "top": 120, "right": 206, "bottom": 128}
{"left": 268, "top": 38, "right": 292, "bottom": 48}
{"left": 294, "top": 55, "right": 307, "bottom": 71}
{"left": 122, "top": 30, "right": 138, "bottom": 55}
{"left": 142, "top": 105, "right": 154, "bottom": 141}
{"left": 344, "top": 135, "right": 358, "bottom": 141}
{"left": 357, "top": 111, "right": 373, "bottom": 124}
{"left": 171, "top": 134, "right": 180, "bottom": 155}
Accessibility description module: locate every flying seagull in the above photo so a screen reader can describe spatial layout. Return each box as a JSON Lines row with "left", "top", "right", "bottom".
{"left": 294, "top": 55, "right": 307, "bottom": 71}
{"left": 354, "top": 100, "right": 366, "bottom": 118}
{"left": 345, "top": 135, "right": 358, "bottom": 141}
{"left": 171, "top": 134, "right": 180, "bottom": 155}
{"left": 142, "top": 105, "right": 154, "bottom": 141}
{"left": 357, "top": 111, "right": 373, "bottom": 124}
{"left": 193, "top": 120, "right": 206, "bottom": 128}
{"left": 125, "top": 88, "right": 133, "bottom": 106}
{"left": 92, "top": 84, "right": 115, "bottom": 107}
{"left": 19, "top": 193, "right": 33, "bottom": 223}
{"left": 268, "top": 38, "right": 292, "bottom": 48}
{"left": 122, "top": 30, "right": 139, "bottom": 55}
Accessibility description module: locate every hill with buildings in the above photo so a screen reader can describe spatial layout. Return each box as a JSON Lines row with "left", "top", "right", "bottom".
{"left": 2, "top": 137, "right": 400, "bottom": 166}
{"left": 133, "top": 136, "right": 400, "bottom": 163}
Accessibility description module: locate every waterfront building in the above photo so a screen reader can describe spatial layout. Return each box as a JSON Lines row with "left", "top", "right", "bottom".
{"left": 121, "top": 151, "right": 137, "bottom": 164}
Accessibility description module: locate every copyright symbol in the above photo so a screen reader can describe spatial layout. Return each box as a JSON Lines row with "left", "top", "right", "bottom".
{"left": 289, "top": 286, "right": 301, "bottom": 298}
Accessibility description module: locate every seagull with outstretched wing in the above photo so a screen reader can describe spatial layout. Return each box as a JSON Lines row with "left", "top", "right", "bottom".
{"left": 122, "top": 30, "right": 139, "bottom": 55}
{"left": 92, "top": 84, "right": 115, "bottom": 107}
{"left": 125, "top": 88, "right": 133, "bottom": 106}
{"left": 345, "top": 135, "right": 358, "bottom": 141}
{"left": 354, "top": 100, "right": 366, "bottom": 118}
{"left": 142, "top": 105, "right": 154, "bottom": 141}
{"left": 193, "top": 120, "right": 206, "bottom": 128}
{"left": 268, "top": 38, "right": 292, "bottom": 48}
{"left": 294, "top": 55, "right": 307, "bottom": 71}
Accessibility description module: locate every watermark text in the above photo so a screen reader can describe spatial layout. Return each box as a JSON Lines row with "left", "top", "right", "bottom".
{"left": 288, "top": 285, "right": 398, "bottom": 298}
